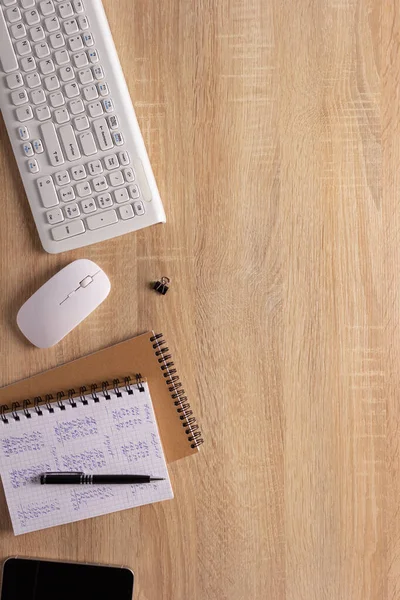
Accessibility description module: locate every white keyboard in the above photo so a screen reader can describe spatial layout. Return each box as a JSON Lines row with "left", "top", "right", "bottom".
{"left": 0, "top": 0, "right": 166, "bottom": 253}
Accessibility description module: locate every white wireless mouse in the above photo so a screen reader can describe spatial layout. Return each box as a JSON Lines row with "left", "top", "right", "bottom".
{"left": 17, "top": 259, "right": 111, "bottom": 348}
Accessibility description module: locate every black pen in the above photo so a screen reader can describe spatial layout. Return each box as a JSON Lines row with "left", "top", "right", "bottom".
{"left": 40, "top": 472, "right": 165, "bottom": 485}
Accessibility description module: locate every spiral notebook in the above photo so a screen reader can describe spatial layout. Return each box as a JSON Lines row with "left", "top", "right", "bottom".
{"left": 0, "top": 332, "right": 203, "bottom": 463}
{"left": 0, "top": 380, "right": 173, "bottom": 535}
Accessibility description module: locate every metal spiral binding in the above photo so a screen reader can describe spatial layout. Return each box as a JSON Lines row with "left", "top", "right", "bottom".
{"left": 150, "top": 332, "right": 203, "bottom": 448}
{"left": 23, "top": 400, "right": 32, "bottom": 419}
{"left": 0, "top": 405, "right": 9, "bottom": 424}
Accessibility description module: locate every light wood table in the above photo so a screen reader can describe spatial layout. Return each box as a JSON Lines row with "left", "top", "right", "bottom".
{"left": 0, "top": 0, "right": 391, "bottom": 598}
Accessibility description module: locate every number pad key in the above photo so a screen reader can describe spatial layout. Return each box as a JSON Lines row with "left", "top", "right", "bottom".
{"left": 108, "top": 171, "right": 124, "bottom": 187}
{"left": 114, "top": 188, "right": 129, "bottom": 204}
{"left": 104, "top": 154, "right": 119, "bottom": 170}
{"left": 47, "top": 207, "right": 64, "bottom": 224}
{"left": 118, "top": 151, "right": 130, "bottom": 166}
{"left": 97, "top": 193, "right": 113, "bottom": 209}
{"left": 124, "top": 168, "right": 135, "bottom": 183}
{"left": 133, "top": 201, "right": 145, "bottom": 216}
{"left": 71, "top": 164, "right": 86, "bottom": 180}
{"left": 88, "top": 159, "right": 103, "bottom": 176}
{"left": 59, "top": 186, "right": 75, "bottom": 202}
{"left": 86, "top": 210, "right": 118, "bottom": 230}
{"left": 119, "top": 204, "right": 134, "bottom": 220}
{"left": 92, "top": 175, "right": 108, "bottom": 192}
{"left": 65, "top": 203, "right": 80, "bottom": 218}
{"left": 80, "top": 198, "right": 97, "bottom": 214}
{"left": 129, "top": 184, "right": 140, "bottom": 199}
{"left": 55, "top": 170, "right": 70, "bottom": 186}
{"left": 37, "top": 175, "right": 58, "bottom": 207}
{"left": 76, "top": 181, "right": 91, "bottom": 197}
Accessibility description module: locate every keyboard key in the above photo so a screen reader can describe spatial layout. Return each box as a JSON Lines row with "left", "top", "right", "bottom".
{"left": 73, "top": 51, "right": 87, "bottom": 67}
{"left": 79, "top": 130, "right": 97, "bottom": 155}
{"left": 40, "top": 121, "right": 64, "bottom": 165}
{"left": 69, "top": 97, "right": 84, "bottom": 114}
{"left": 87, "top": 209, "right": 117, "bottom": 230}
{"left": 15, "top": 39, "right": 31, "bottom": 56}
{"left": 25, "top": 9, "right": 40, "bottom": 26}
{"left": 55, "top": 107, "right": 70, "bottom": 123}
{"left": 40, "top": 58, "right": 55, "bottom": 73}
{"left": 59, "top": 124, "right": 80, "bottom": 161}
{"left": 64, "top": 81, "right": 79, "bottom": 97}
{"left": 26, "top": 71, "right": 41, "bottom": 87}
{"left": 97, "top": 193, "right": 112, "bottom": 209}
{"left": 74, "top": 114, "right": 89, "bottom": 130}
{"left": 71, "top": 164, "right": 86, "bottom": 180}
{"left": 93, "top": 118, "right": 113, "bottom": 150}
{"left": 36, "top": 104, "right": 51, "bottom": 120}
{"left": 78, "top": 67, "right": 92, "bottom": 84}
{"left": 88, "top": 100, "right": 103, "bottom": 118}
{"left": 59, "top": 65, "right": 75, "bottom": 81}
{"left": 76, "top": 181, "right": 91, "bottom": 197}
{"left": 59, "top": 186, "right": 75, "bottom": 202}
{"left": 65, "top": 203, "right": 80, "bottom": 218}
{"left": 55, "top": 169, "right": 70, "bottom": 185}
{"left": 52, "top": 219, "right": 85, "bottom": 240}
{"left": 129, "top": 184, "right": 140, "bottom": 199}
{"left": 10, "top": 22, "right": 27, "bottom": 39}
{"left": 109, "top": 171, "right": 124, "bottom": 187}
{"left": 49, "top": 90, "right": 65, "bottom": 107}
{"left": 133, "top": 201, "right": 145, "bottom": 216}
{"left": 44, "top": 74, "right": 60, "bottom": 90}
{"left": 21, "top": 56, "right": 36, "bottom": 71}
{"left": 45, "top": 15, "right": 60, "bottom": 32}
{"left": 11, "top": 89, "right": 28, "bottom": 105}
{"left": 18, "top": 126, "right": 30, "bottom": 140}
{"left": 68, "top": 35, "right": 83, "bottom": 52}
{"left": 73, "top": 0, "right": 84, "bottom": 13}
{"left": 119, "top": 204, "right": 134, "bottom": 220}
{"left": 35, "top": 41, "right": 50, "bottom": 58}
{"left": 59, "top": 2, "right": 73, "bottom": 18}
{"left": 32, "top": 139, "right": 44, "bottom": 153}
{"left": 103, "top": 98, "right": 114, "bottom": 113}
{"left": 124, "top": 168, "right": 135, "bottom": 183}
{"left": 54, "top": 48, "right": 69, "bottom": 64}
{"left": 64, "top": 18, "right": 78, "bottom": 35}
{"left": 30, "top": 25, "right": 45, "bottom": 42}
{"left": 80, "top": 198, "right": 96, "bottom": 214}
{"left": 16, "top": 105, "right": 33, "bottom": 121}
{"left": 49, "top": 31, "right": 64, "bottom": 48}
{"left": 7, "top": 6, "right": 21, "bottom": 22}
{"left": 114, "top": 188, "right": 129, "bottom": 204}
{"left": 92, "top": 175, "right": 108, "bottom": 192}
{"left": 37, "top": 175, "right": 59, "bottom": 207}
{"left": 104, "top": 153, "right": 119, "bottom": 170}
{"left": 93, "top": 65, "right": 104, "bottom": 80}
{"left": 88, "top": 159, "right": 103, "bottom": 176}
{"left": 78, "top": 15, "right": 88, "bottom": 30}
{"left": 88, "top": 48, "right": 99, "bottom": 63}
{"left": 3, "top": 0, "right": 17, "bottom": 5}
{"left": 47, "top": 207, "right": 64, "bottom": 224}
{"left": 98, "top": 82, "right": 109, "bottom": 97}
{"left": 40, "top": 0, "right": 55, "bottom": 15}
{"left": 22, "top": 142, "right": 34, "bottom": 156}
{"left": 82, "top": 32, "right": 94, "bottom": 46}
{"left": 21, "top": 0, "right": 36, "bottom": 8}
{"left": 27, "top": 158, "right": 39, "bottom": 173}
{"left": 31, "top": 88, "right": 46, "bottom": 104}
{"left": 108, "top": 115, "right": 118, "bottom": 129}
{"left": 112, "top": 132, "right": 124, "bottom": 146}
{"left": 83, "top": 83, "right": 98, "bottom": 100}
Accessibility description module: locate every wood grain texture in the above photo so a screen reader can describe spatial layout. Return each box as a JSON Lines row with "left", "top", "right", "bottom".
{"left": 0, "top": 0, "right": 390, "bottom": 598}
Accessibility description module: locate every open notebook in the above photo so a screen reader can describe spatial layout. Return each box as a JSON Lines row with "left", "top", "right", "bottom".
{"left": 0, "top": 381, "right": 173, "bottom": 535}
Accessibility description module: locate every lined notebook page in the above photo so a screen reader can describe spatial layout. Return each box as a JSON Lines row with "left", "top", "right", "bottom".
{"left": 0, "top": 383, "right": 173, "bottom": 535}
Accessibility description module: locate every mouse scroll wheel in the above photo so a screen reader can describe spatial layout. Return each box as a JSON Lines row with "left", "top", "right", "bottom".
{"left": 80, "top": 276, "right": 94, "bottom": 288}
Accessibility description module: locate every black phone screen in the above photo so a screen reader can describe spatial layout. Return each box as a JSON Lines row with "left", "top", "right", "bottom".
{"left": 1, "top": 558, "right": 134, "bottom": 600}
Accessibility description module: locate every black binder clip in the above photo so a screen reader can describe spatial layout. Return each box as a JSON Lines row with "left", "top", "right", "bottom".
{"left": 153, "top": 276, "right": 170, "bottom": 295}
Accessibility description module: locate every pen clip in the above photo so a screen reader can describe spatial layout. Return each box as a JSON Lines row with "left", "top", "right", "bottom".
{"left": 43, "top": 471, "right": 85, "bottom": 476}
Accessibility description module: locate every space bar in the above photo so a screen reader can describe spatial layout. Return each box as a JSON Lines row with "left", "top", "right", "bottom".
{"left": 0, "top": 8, "right": 18, "bottom": 73}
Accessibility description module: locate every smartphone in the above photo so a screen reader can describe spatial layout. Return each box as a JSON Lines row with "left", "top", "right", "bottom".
{"left": 1, "top": 557, "right": 134, "bottom": 600}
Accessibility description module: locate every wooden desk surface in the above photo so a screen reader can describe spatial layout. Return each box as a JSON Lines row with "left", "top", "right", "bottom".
{"left": 0, "top": 0, "right": 392, "bottom": 598}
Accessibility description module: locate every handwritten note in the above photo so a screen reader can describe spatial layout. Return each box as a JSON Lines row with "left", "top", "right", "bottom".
{"left": 0, "top": 384, "right": 173, "bottom": 535}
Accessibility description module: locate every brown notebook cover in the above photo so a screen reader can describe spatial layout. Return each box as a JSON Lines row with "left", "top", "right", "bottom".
{"left": 0, "top": 331, "right": 202, "bottom": 463}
